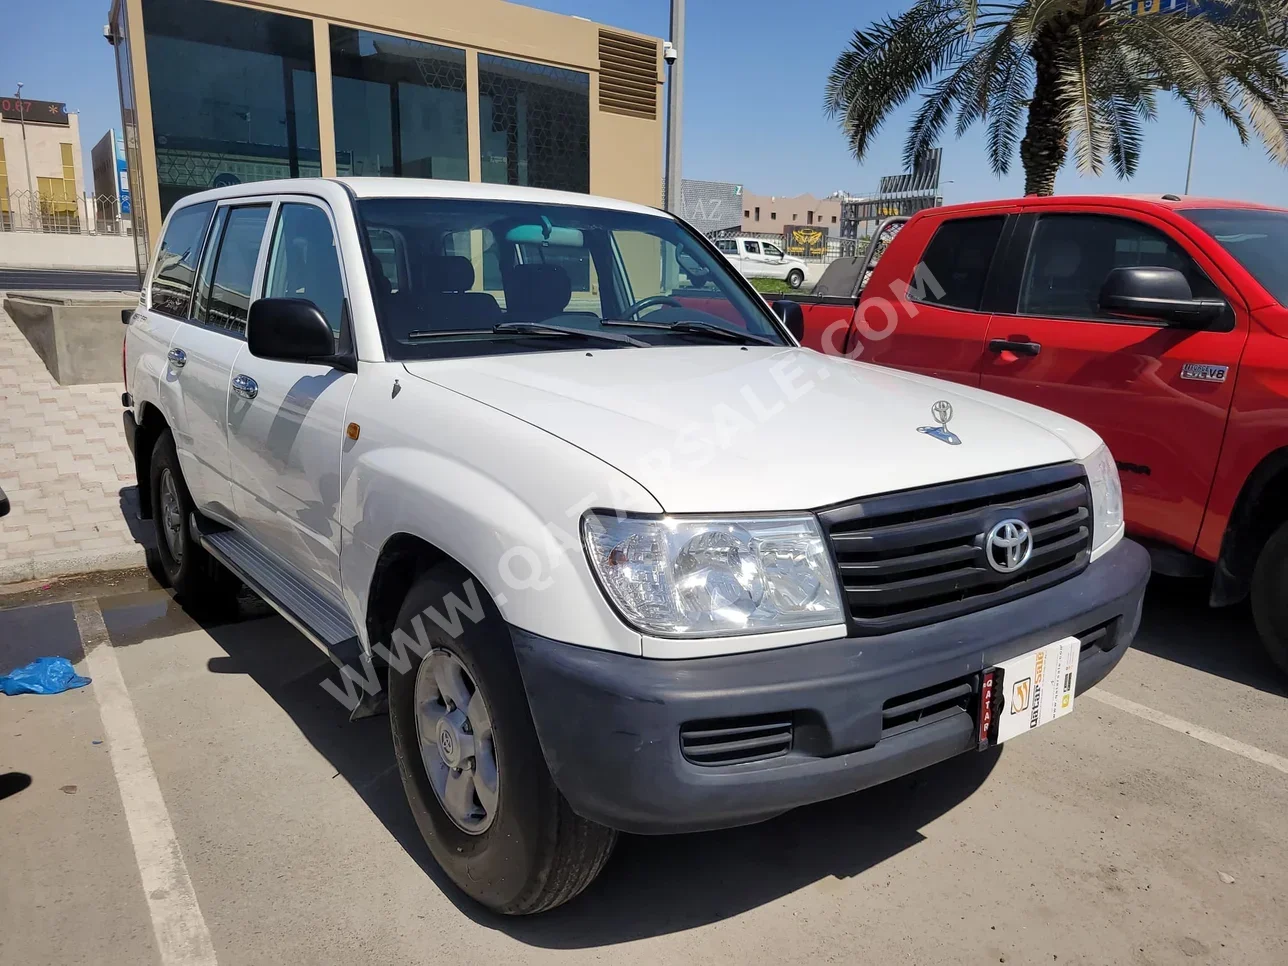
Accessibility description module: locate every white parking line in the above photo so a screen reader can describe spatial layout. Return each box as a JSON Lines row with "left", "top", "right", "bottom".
{"left": 1087, "top": 689, "right": 1288, "bottom": 777}
{"left": 75, "top": 599, "right": 219, "bottom": 966}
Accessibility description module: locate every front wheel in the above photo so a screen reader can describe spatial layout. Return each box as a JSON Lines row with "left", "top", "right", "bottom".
{"left": 1250, "top": 521, "right": 1288, "bottom": 675}
{"left": 786, "top": 268, "right": 805, "bottom": 289}
{"left": 388, "top": 566, "right": 617, "bottom": 913}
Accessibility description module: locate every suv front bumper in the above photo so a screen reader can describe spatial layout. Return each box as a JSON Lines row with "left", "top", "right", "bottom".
{"left": 511, "top": 538, "right": 1149, "bottom": 835}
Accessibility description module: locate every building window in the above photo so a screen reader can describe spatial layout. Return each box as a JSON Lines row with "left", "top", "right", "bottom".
{"left": 831, "top": 215, "right": 837, "bottom": 223}
{"left": 479, "top": 54, "right": 589, "bottom": 193}
{"left": 791, "top": 213, "right": 797, "bottom": 221}
{"left": 330, "top": 28, "right": 468, "bottom": 181}
{"left": 140, "top": 0, "right": 321, "bottom": 219}
{"left": 770, "top": 211, "right": 777, "bottom": 220}
{"left": 36, "top": 142, "right": 80, "bottom": 232}
{"left": 807, "top": 210, "right": 814, "bottom": 225}
{"left": 743, "top": 209, "right": 749, "bottom": 218}
{"left": 754, "top": 206, "right": 759, "bottom": 221}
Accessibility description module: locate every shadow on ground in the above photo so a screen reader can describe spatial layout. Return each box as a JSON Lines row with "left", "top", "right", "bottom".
{"left": 1132, "top": 575, "right": 1286, "bottom": 697}
{"left": 129, "top": 599, "right": 1002, "bottom": 947}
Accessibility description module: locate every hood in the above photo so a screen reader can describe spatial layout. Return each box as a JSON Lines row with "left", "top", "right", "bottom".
{"left": 403, "top": 347, "right": 1100, "bottom": 513}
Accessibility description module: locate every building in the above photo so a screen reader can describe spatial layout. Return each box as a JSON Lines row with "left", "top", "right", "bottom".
{"left": 107, "top": 0, "right": 664, "bottom": 273}
{"left": 0, "top": 96, "right": 86, "bottom": 231}
{"left": 90, "top": 129, "right": 133, "bottom": 232}
{"left": 666, "top": 179, "right": 744, "bottom": 235}
{"left": 740, "top": 191, "right": 842, "bottom": 234}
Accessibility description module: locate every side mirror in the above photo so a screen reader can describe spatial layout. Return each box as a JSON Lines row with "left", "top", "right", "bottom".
{"left": 772, "top": 300, "right": 805, "bottom": 342}
{"left": 248, "top": 298, "right": 336, "bottom": 363}
{"left": 1099, "top": 266, "right": 1226, "bottom": 328}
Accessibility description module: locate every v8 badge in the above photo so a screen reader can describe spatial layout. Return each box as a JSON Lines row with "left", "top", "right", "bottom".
{"left": 1181, "top": 363, "right": 1229, "bottom": 383}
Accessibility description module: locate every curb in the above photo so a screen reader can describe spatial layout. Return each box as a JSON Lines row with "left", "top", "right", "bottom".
{"left": 0, "top": 543, "right": 154, "bottom": 586}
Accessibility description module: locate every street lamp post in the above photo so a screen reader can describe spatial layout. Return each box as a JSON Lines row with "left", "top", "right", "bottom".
{"left": 663, "top": 0, "right": 684, "bottom": 215}
{"left": 1184, "top": 112, "right": 1200, "bottom": 195}
{"left": 15, "top": 83, "right": 37, "bottom": 229}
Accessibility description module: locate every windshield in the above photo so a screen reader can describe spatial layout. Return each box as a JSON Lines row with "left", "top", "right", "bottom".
{"left": 1182, "top": 208, "right": 1288, "bottom": 306}
{"left": 357, "top": 198, "right": 788, "bottom": 359}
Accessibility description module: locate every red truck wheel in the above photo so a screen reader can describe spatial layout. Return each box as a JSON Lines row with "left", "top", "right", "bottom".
{"left": 1251, "top": 521, "right": 1288, "bottom": 676}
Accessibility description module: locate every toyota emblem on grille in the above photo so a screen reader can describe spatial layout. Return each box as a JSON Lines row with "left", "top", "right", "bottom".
{"left": 985, "top": 519, "right": 1033, "bottom": 574}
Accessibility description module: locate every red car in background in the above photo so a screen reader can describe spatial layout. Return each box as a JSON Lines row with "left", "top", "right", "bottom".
{"left": 784, "top": 195, "right": 1288, "bottom": 673}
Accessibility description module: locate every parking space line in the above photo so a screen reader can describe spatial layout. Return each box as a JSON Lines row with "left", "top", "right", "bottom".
{"left": 75, "top": 599, "right": 219, "bottom": 966}
{"left": 1087, "top": 689, "right": 1288, "bottom": 777}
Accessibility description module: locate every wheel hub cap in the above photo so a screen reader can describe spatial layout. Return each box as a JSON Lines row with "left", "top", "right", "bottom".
{"left": 159, "top": 469, "right": 183, "bottom": 563}
{"left": 413, "top": 650, "right": 499, "bottom": 835}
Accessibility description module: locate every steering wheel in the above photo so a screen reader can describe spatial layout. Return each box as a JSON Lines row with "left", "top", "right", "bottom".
{"left": 624, "top": 294, "right": 683, "bottom": 319}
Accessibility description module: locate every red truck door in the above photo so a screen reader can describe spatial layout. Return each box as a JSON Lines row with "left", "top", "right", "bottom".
{"left": 857, "top": 209, "right": 1016, "bottom": 387}
{"left": 979, "top": 208, "right": 1249, "bottom": 549}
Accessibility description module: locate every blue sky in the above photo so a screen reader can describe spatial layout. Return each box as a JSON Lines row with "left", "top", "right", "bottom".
{"left": 7, "top": 0, "right": 1288, "bottom": 207}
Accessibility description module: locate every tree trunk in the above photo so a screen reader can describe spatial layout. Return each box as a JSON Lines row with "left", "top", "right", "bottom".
{"left": 1020, "top": 25, "right": 1068, "bottom": 196}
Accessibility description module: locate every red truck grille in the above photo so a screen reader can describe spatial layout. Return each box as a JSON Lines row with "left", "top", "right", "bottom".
{"left": 819, "top": 464, "right": 1092, "bottom": 635}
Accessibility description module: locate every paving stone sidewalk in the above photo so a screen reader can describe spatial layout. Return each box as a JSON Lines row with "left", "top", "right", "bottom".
{"left": 0, "top": 295, "right": 152, "bottom": 584}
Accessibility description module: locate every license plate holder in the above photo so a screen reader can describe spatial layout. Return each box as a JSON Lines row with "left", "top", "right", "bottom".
{"left": 979, "top": 637, "right": 1081, "bottom": 747}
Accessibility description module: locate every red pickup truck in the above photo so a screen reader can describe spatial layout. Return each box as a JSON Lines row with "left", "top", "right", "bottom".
{"left": 789, "top": 195, "right": 1288, "bottom": 673}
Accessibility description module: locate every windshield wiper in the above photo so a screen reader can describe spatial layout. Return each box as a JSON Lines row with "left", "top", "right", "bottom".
{"left": 493, "top": 321, "right": 648, "bottom": 347}
{"left": 407, "top": 323, "right": 647, "bottom": 347}
{"left": 602, "top": 318, "right": 780, "bottom": 346}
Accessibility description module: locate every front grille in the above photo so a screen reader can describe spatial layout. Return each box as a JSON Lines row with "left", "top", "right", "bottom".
{"left": 680, "top": 713, "right": 793, "bottom": 766}
{"left": 881, "top": 676, "right": 976, "bottom": 739}
{"left": 820, "top": 463, "right": 1092, "bottom": 635}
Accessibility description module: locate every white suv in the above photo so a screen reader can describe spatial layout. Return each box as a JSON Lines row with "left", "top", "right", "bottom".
{"left": 714, "top": 236, "right": 809, "bottom": 288}
{"left": 122, "top": 178, "right": 1148, "bottom": 914}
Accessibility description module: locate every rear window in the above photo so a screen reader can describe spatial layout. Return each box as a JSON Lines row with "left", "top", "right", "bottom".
{"left": 1183, "top": 208, "right": 1288, "bottom": 306}
{"left": 913, "top": 216, "right": 1005, "bottom": 311}
{"left": 150, "top": 202, "right": 214, "bottom": 318}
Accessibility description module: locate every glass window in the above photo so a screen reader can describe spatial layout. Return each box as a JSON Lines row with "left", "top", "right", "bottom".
{"left": 357, "top": 197, "right": 787, "bottom": 360}
{"left": 330, "top": 28, "right": 467, "bottom": 181}
{"left": 264, "top": 203, "right": 345, "bottom": 337}
{"left": 743, "top": 240, "right": 761, "bottom": 255}
{"left": 140, "top": 0, "right": 320, "bottom": 219}
{"left": 150, "top": 201, "right": 214, "bottom": 318}
{"left": 754, "top": 207, "right": 760, "bottom": 221}
{"left": 192, "top": 206, "right": 229, "bottom": 323}
{"left": 478, "top": 55, "right": 589, "bottom": 193}
{"left": 914, "top": 216, "right": 1005, "bottom": 311}
{"left": 1183, "top": 208, "right": 1288, "bottom": 306}
{"left": 201, "top": 205, "right": 270, "bottom": 334}
{"left": 770, "top": 212, "right": 777, "bottom": 220}
{"left": 1019, "top": 214, "right": 1219, "bottom": 320}
{"left": 715, "top": 239, "right": 737, "bottom": 254}
{"left": 763, "top": 243, "right": 784, "bottom": 258}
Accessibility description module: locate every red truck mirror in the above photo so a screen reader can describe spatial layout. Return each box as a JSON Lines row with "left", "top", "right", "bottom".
{"left": 1099, "top": 266, "right": 1227, "bottom": 329}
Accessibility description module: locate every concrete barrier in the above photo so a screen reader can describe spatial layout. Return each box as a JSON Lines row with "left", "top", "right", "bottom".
{"left": 4, "top": 292, "right": 138, "bottom": 385}
{"left": 0, "top": 232, "right": 137, "bottom": 272}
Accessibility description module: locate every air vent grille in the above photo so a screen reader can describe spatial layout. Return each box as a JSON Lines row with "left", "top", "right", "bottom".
{"left": 599, "top": 30, "right": 659, "bottom": 119}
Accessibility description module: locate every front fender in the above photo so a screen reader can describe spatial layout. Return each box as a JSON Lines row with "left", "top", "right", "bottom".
{"left": 338, "top": 365, "right": 660, "bottom": 655}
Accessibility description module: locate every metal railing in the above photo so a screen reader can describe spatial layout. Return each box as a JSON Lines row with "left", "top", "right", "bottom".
{"left": 1, "top": 189, "right": 133, "bottom": 236}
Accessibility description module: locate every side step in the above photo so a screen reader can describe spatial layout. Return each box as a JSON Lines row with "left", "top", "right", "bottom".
{"left": 193, "top": 516, "right": 387, "bottom": 718}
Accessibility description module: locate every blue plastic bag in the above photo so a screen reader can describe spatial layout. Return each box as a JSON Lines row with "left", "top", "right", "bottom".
{"left": 0, "top": 657, "right": 91, "bottom": 696}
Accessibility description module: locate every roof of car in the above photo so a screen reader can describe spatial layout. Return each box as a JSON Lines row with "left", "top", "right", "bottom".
{"left": 927, "top": 194, "right": 1288, "bottom": 216}
{"left": 170, "top": 176, "right": 670, "bottom": 218}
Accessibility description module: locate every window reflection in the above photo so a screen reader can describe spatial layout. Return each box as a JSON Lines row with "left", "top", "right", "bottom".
{"left": 330, "top": 28, "right": 468, "bottom": 181}
{"left": 140, "top": 0, "right": 320, "bottom": 218}
{"left": 478, "top": 55, "right": 589, "bottom": 194}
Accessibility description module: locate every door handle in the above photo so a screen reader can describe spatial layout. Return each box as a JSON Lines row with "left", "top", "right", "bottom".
{"left": 167, "top": 347, "right": 187, "bottom": 368}
{"left": 988, "top": 339, "right": 1042, "bottom": 357}
{"left": 231, "top": 374, "right": 259, "bottom": 400}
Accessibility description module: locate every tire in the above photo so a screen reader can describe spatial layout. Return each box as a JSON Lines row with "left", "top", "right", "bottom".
{"left": 149, "top": 431, "right": 239, "bottom": 612}
{"left": 787, "top": 268, "right": 805, "bottom": 289}
{"left": 1250, "top": 521, "right": 1288, "bottom": 675}
{"left": 388, "top": 566, "right": 617, "bottom": 914}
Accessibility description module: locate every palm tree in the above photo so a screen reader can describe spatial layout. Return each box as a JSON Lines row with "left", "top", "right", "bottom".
{"left": 825, "top": 1, "right": 1288, "bottom": 196}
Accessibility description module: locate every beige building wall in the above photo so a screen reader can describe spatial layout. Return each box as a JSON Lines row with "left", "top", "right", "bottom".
{"left": 740, "top": 191, "right": 841, "bottom": 233}
{"left": 111, "top": 0, "right": 663, "bottom": 262}
{"left": 0, "top": 113, "right": 85, "bottom": 229}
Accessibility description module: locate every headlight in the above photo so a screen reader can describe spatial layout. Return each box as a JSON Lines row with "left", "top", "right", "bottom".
{"left": 582, "top": 511, "right": 844, "bottom": 638}
{"left": 1079, "top": 442, "right": 1124, "bottom": 556}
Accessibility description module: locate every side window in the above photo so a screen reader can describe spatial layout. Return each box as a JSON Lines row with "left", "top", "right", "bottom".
{"left": 203, "top": 206, "right": 270, "bottom": 335}
{"left": 715, "top": 239, "right": 737, "bottom": 254}
{"left": 1018, "top": 214, "right": 1221, "bottom": 321}
{"left": 265, "top": 203, "right": 346, "bottom": 337}
{"left": 192, "top": 207, "right": 229, "bottom": 324}
{"left": 150, "top": 202, "right": 214, "bottom": 318}
{"left": 763, "top": 243, "right": 784, "bottom": 258}
{"left": 914, "top": 216, "right": 1006, "bottom": 311}
{"left": 743, "top": 240, "right": 761, "bottom": 255}
{"left": 367, "top": 228, "right": 405, "bottom": 294}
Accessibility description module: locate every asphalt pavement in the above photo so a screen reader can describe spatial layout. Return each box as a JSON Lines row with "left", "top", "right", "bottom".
{"left": 1, "top": 571, "right": 1286, "bottom": 966}
{"left": 0, "top": 268, "right": 140, "bottom": 292}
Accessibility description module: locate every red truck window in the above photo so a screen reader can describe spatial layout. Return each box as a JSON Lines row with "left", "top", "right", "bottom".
{"left": 914, "top": 216, "right": 1005, "bottom": 311}
{"left": 1017, "top": 214, "right": 1221, "bottom": 321}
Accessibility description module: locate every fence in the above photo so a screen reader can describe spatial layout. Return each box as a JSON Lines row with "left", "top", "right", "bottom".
{"left": 1, "top": 189, "right": 133, "bottom": 236}
{"left": 707, "top": 226, "right": 855, "bottom": 263}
